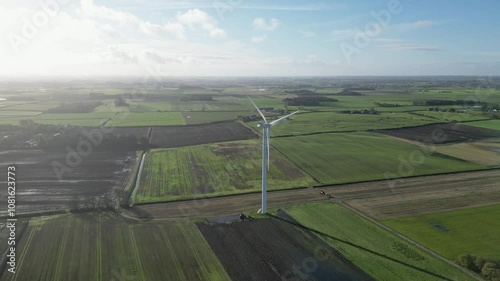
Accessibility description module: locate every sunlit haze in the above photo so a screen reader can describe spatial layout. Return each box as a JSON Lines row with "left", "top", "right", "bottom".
{"left": 1, "top": 0, "right": 500, "bottom": 77}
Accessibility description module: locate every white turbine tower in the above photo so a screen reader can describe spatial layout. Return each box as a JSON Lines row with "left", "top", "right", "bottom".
{"left": 249, "top": 97, "right": 299, "bottom": 214}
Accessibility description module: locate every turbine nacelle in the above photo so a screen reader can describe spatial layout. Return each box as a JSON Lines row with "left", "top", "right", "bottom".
{"left": 257, "top": 122, "right": 270, "bottom": 129}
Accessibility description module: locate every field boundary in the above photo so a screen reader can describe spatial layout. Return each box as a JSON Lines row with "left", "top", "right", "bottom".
{"left": 338, "top": 201, "right": 485, "bottom": 281}
{"left": 129, "top": 150, "right": 147, "bottom": 206}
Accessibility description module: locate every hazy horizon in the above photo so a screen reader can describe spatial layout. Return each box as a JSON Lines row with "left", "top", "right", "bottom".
{"left": 1, "top": 0, "right": 500, "bottom": 77}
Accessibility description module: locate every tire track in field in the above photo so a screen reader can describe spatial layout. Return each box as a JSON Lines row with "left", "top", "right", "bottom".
{"left": 13, "top": 224, "right": 38, "bottom": 281}
{"left": 53, "top": 216, "right": 70, "bottom": 281}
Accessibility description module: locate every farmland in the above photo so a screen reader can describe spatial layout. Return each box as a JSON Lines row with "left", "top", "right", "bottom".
{"left": 384, "top": 204, "right": 500, "bottom": 261}
{"left": 134, "top": 140, "right": 315, "bottom": 203}
{"left": 0, "top": 214, "right": 230, "bottom": 281}
{"left": 250, "top": 112, "right": 439, "bottom": 136}
{"left": 468, "top": 120, "right": 500, "bottom": 131}
{"left": 342, "top": 169, "right": 500, "bottom": 219}
{"left": 149, "top": 122, "right": 256, "bottom": 148}
{"left": 197, "top": 216, "right": 374, "bottom": 281}
{"left": 376, "top": 123, "right": 500, "bottom": 144}
{"left": 0, "top": 150, "right": 137, "bottom": 214}
{"left": 435, "top": 141, "right": 500, "bottom": 166}
{"left": 284, "top": 202, "right": 475, "bottom": 281}
{"left": 2, "top": 77, "right": 500, "bottom": 280}
{"left": 108, "top": 112, "right": 186, "bottom": 126}
{"left": 272, "top": 132, "right": 484, "bottom": 185}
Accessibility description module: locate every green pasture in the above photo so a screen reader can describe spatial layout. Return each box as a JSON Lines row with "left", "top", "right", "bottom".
{"left": 384, "top": 204, "right": 500, "bottom": 261}
{"left": 272, "top": 132, "right": 484, "bottom": 185}
{"left": 284, "top": 202, "right": 475, "bottom": 281}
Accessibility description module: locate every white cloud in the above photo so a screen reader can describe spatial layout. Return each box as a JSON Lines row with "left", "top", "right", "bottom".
{"left": 252, "top": 17, "right": 280, "bottom": 31}
{"left": 389, "top": 20, "right": 442, "bottom": 33}
{"left": 297, "top": 29, "right": 316, "bottom": 38}
{"left": 251, "top": 34, "right": 267, "bottom": 43}
{"left": 413, "top": 20, "right": 435, "bottom": 28}
{"left": 330, "top": 28, "right": 364, "bottom": 40}
{"left": 176, "top": 9, "right": 226, "bottom": 38}
{"left": 380, "top": 44, "right": 440, "bottom": 51}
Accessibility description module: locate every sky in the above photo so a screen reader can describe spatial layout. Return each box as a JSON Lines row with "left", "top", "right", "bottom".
{"left": 0, "top": 0, "right": 499, "bottom": 77}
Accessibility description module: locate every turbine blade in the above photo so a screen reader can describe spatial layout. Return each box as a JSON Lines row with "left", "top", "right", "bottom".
{"left": 247, "top": 96, "right": 268, "bottom": 123}
{"left": 269, "top": 111, "right": 300, "bottom": 126}
{"left": 267, "top": 127, "right": 270, "bottom": 171}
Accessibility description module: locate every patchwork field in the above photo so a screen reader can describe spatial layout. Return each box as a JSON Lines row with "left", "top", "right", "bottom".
{"left": 384, "top": 204, "right": 500, "bottom": 261}
{"left": 0, "top": 214, "right": 230, "bottom": 281}
{"left": 150, "top": 122, "right": 256, "bottom": 148}
{"left": 377, "top": 123, "right": 500, "bottom": 144}
{"left": 272, "top": 132, "right": 484, "bottom": 185}
{"left": 134, "top": 140, "right": 315, "bottom": 203}
{"left": 198, "top": 216, "right": 374, "bottom": 281}
{"left": 284, "top": 202, "right": 475, "bottom": 281}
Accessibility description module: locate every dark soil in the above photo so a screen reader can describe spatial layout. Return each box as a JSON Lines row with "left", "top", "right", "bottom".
{"left": 376, "top": 123, "right": 500, "bottom": 144}
{"left": 150, "top": 122, "right": 256, "bottom": 148}
{"left": 198, "top": 217, "right": 374, "bottom": 281}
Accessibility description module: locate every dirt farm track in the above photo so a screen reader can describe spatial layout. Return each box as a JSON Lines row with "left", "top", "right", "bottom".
{"left": 129, "top": 169, "right": 500, "bottom": 220}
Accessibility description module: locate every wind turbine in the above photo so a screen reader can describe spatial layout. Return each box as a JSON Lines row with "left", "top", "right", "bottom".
{"left": 249, "top": 97, "right": 299, "bottom": 214}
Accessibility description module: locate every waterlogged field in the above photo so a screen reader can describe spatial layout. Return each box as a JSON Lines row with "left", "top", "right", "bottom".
{"left": 134, "top": 140, "right": 315, "bottom": 203}
{"left": 284, "top": 202, "right": 475, "bottom": 281}
{"left": 273, "top": 132, "right": 483, "bottom": 185}
{"left": 0, "top": 214, "right": 230, "bottom": 281}
{"left": 384, "top": 204, "right": 500, "bottom": 261}
{"left": 250, "top": 112, "right": 438, "bottom": 137}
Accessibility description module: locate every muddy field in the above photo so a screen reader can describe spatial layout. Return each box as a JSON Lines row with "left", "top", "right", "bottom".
{"left": 198, "top": 217, "right": 374, "bottom": 281}
{"left": 150, "top": 121, "right": 256, "bottom": 148}
{"left": 0, "top": 150, "right": 136, "bottom": 214}
{"left": 376, "top": 123, "right": 500, "bottom": 144}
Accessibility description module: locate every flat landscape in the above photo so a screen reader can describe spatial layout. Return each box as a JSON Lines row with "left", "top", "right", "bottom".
{"left": 2, "top": 76, "right": 500, "bottom": 280}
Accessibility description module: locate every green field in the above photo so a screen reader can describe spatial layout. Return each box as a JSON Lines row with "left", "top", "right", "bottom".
{"left": 134, "top": 140, "right": 315, "bottom": 203}
{"left": 273, "top": 132, "right": 484, "bottom": 184}
{"left": 108, "top": 112, "right": 186, "bottom": 126}
{"left": 0, "top": 214, "right": 230, "bottom": 281}
{"left": 182, "top": 111, "right": 253, "bottom": 124}
{"left": 411, "top": 110, "right": 486, "bottom": 122}
{"left": 435, "top": 142, "right": 500, "bottom": 166}
{"left": 251, "top": 112, "right": 438, "bottom": 136}
{"left": 284, "top": 202, "right": 475, "bottom": 281}
{"left": 384, "top": 204, "right": 500, "bottom": 261}
{"left": 467, "top": 120, "right": 500, "bottom": 131}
